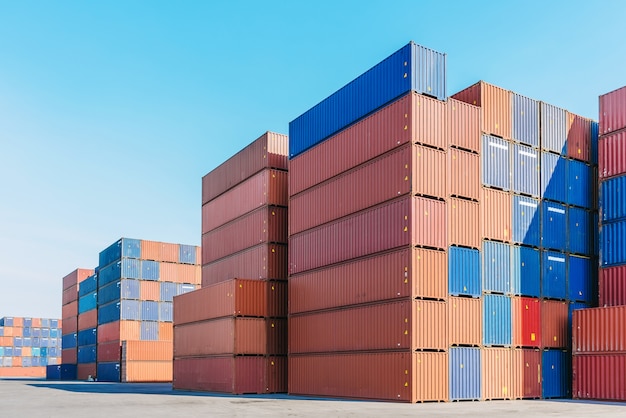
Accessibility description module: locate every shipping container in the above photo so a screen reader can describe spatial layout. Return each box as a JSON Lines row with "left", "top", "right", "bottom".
{"left": 600, "top": 174, "right": 626, "bottom": 222}
{"left": 541, "top": 300, "right": 568, "bottom": 348}
{"left": 62, "top": 284, "right": 78, "bottom": 306}
{"left": 482, "top": 135, "right": 511, "bottom": 190}
{"left": 573, "top": 353, "right": 626, "bottom": 401}
{"left": 449, "top": 347, "right": 481, "bottom": 401}
{"left": 140, "top": 241, "right": 179, "bottom": 263}
{"left": 448, "top": 198, "right": 479, "bottom": 249}
{"left": 77, "top": 345, "right": 96, "bottom": 364}
{"left": 567, "top": 160, "right": 592, "bottom": 209}
{"left": 448, "top": 246, "right": 481, "bottom": 297}
{"left": 541, "top": 201, "right": 567, "bottom": 251}
{"left": 511, "top": 195, "right": 540, "bottom": 247}
{"left": 159, "top": 301, "right": 173, "bottom": 322}
{"left": 77, "top": 328, "right": 97, "bottom": 346}
{"left": 512, "top": 297, "right": 541, "bottom": 348}
{"left": 98, "top": 279, "right": 140, "bottom": 306}
{"left": 140, "top": 280, "right": 160, "bottom": 301}
{"left": 598, "top": 130, "right": 626, "bottom": 179}
{"left": 62, "top": 268, "right": 94, "bottom": 291}
{"left": 62, "top": 333, "right": 77, "bottom": 349}
{"left": 448, "top": 148, "right": 480, "bottom": 200}
{"left": 62, "top": 302, "right": 78, "bottom": 321}
{"left": 568, "top": 255, "right": 593, "bottom": 303}
{"left": 447, "top": 97, "right": 480, "bottom": 153}
{"left": 452, "top": 81, "right": 511, "bottom": 139}
{"left": 541, "top": 250, "right": 567, "bottom": 300}
{"left": 448, "top": 296, "right": 481, "bottom": 346}
{"left": 482, "top": 241, "right": 511, "bottom": 294}
{"left": 591, "top": 121, "right": 599, "bottom": 165}
{"left": 599, "top": 265, "right": 626, "bottom": 307}
{"left": 202, "top": 131, "right": 288, "bottom": 204}
{"left": 289, "top": 42, "right": 447, "bottom": 158}
{"left": 179, "top": 244, "right": 197, "bottom": 265}
{"left": 566, "top": 112, "right": 592, "bottom": 162}
{"left": 541, "top": 152, "right": 567, "bottom": 203}
{"left": 568, "top": 207, "right": 592, "bottom": 256}
{"left": 483, "top": 294, "right": 512, "bottom": 346}
{"left": 120, "top": 360, "right": 172, "bottom": 383}
{"left": 140, "top": 321, "right": 159, "bottom": 340}
{"left": 541, "top": 102, "right": 567, "bottom": 155}
{"left": 96, "top": 362, "right": 120, "bottom": 382}
{"left": 600, "top": 219, "right": 626, "bottom": 267}
{"left": 78, "top": 274, "right": 97, "bottom": 297}
{"left": 174, "top": 355, "right": 287, "bottom": 394}
{"left": 512, "top": 144, "right": 539, "bottom": 197}
{"left": 98, "top": 238, "right": 141, "bottom": 269}
{"left": 61, "top": 348, "right": 77, "bottom": 364}
{"left": 480, "top": 188, "right": 511, "bottom": 242}
{"left": 77, "top": 309, "right": 97, "bottom": 331}
{"left": 159, "top": 322, "right": 173, "bottom": 341}
{"left": 97, "top": 320, "right": 141, "bottom": 343}
{"left": 572, "top": 306, "right": 626, "bottom": 353}
{"left": 512, "top": 348, "right": 542, "bottom": 399}
{"left": 541, "top": 349, "right": 570, "bottom": 398}
{"left": 511, "top": 93, "right": 539, "bottom": 148}
{"left": 482, "top": 348, "right": 513, "bottom": 400}
{"left": 78, "top": 292, "right": 97, "bottom": 314}
{"left": 122, "top": 340, "right": 172, "bottom": 361}
{"left": 98, "top": 340, "right": 121, "bottom": 362}
{"left": 599, "top": 86, "right": 626, "bottom": 135}
{"left": 98, "top": 259, "right": 141, "bottom": 286}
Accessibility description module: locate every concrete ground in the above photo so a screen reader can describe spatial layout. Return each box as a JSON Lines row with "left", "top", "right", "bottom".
{"left": 1, "top": 378, "right": 625, "bottom": 418}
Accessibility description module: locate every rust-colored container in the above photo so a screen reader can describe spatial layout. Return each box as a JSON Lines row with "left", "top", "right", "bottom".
{"left": 447, "top": 98, "right": 481, "bottom": 153}
{"left": 98, "top": 340, "right": 121, "bottom": 362}
{"left": 512, "top": 297, "right": 541, "bottom": 348}
{"left": 572, "top": 306, "right": 626, "bottom": 353}
{"left": 173, "top": 355, "right": 287, "bottom": 394}
{"left": 77, "top": 363, "right": 97, "bottom": 380}
{"left": 121, "top": 360, "right": 172, "bottom": 383}
{"left": 174, "top": 317, "right": 286, "bottom": 357}
{"left": 448, "top": 198, "right": 480, "bottom": 249}
{"left": 448, "top": 296, "right": 481, "bottom": 346}
{"left": 572, "top": 353, "right": 626, "bottom": 401}
{"left": 566, "top": 112, "right": 592, "bottom": 162}
{"left": 512, "top": 348, "right": 542, "bottom": 399}
{"left": 201, "top": 243, "right": 287, "bottom": 286}
{"left": 202, "top": 131, "right": 288, "bottom": 205}
{"left": 174, "top": 279, "right": 287, "bottom": 326}
{"left": 599, "top": 130, "right": 626, "bottom": 179}
{"left": 413, "top": 93, "right": 447, "bottom": 150}
{"left": 202, "top": 169, "right": 288, "bottom": 234}
{"left": 448, "top": 148, "right": 480, "bottom": 201}
{"left": 288, "top": 351, "right": 447, "bottom": 402}
{"left": 482, "top": 347, "right": 513, "bottom": 400}
{"left": 140, "top": 240, "right": 180, "bottom": 263}
{"left": 78, "top": 309, "right": 98, "bottom": 331}
{"left": 122, "top": 340, "right": 173, "bottom": 361}
{"left": 159, "top": 322, "right": 173, "bottom": 341}
{"left": 481, "top": 187, "right": 511, "bottom": 242}
{"left": 63, "top": 283, "right": 79, "bottom": 305}
{"left": 0, "top": 366, "right": 45, "bottom": 378}
{"left": 97, "top": 320, "right": 141, "bottom": 343}
{"left": 140, "top": 280, "right": 161, "bottom": 301}
{"left": 541, "top": 300, "right": 568, "bottom": 348}
{"left": 62, "top": 268, "right": 94, "bottom": 291}
{"left": 289, "top": 247, "right": 446, "bottom": 314}
{"left": 62, "top": 348, "right": 77, "bottom": 364}
{"left": 452, "top": 81, "right": 512, "bottom": 139}
{"left": 63, "top": 315, "right": 78, "bottom": 334}
{"left": 599, "top": 265, "right": 626, "bottom": 307}
{"left": 599, "top": 86, "right": 626, "bottom": 135}
{"left": 62, "top": 301, "right": 78, "bottom": 319}
{"left": 202, "top": 206, "right": 288, "bottom": 264}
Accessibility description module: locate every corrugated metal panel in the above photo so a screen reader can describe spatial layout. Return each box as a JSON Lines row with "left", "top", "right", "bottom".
{"left": 599, "top": 265, "right": 626, "bottom": 307}
{"left": 483, "top": 294, "right": 512, "bottom": 346}
{"left": 78, "top": 275, "right": 97, "bottom": 297}
{"left": 482, "top": 241, "right": 511, "bottom": 294}
{"left": 288, "top": 42, "right": 446, "bottom": 159}
{"left": 513, "top": 144, "right": 539, "bottom": 197}
{"left": 591, "top": 122, "right": 599, "bottom": 165}
{"left": 61, "top": 348, "right": 77, "bottom": 364}
{"left": 202, "top": 206, "right": 288, "bottom": 265}
{"left": 512, "top": 348, "right": 542, "bottom": 399}
{"left": 512, "top": 297, "right": 541, "bottom": 348}
{"left": 412, "top": 93, "right": 447, "bottom": 150}
{"left": 202, "top": 169, "right": 288, "bottom": 234}
{"left": 62, "top": 301, "right": 77, "bottom": 320}
{"left": 97, "top": 320, "right": 141, "bottom": 343}
{"left": 159, "top": 301, "right": 173, "bottom": 322}
{"left": 541, "top": 152, "right": 567, "bottom": 203}
{"left": 77, "top": 309, "right": 97, "bottom": 331}
{"left": 140, "top": 241, "right": 179, "bottom": 263}
{"left": 78, "top": 292, "right": 97, "bottom": 314}
{"left": 122, "top": 340, "right": 172, "bottom": 361}
{"left": 412, "top": 196, "right": 447, "bottom": 250}
{"left": 140, "top": 280, "right": 160, "bottom": 301}
{"left": 140, "top": 260, "right": 160, "bottom": 281}
{"left": 447, "top": 98, "right": 480, "bottom": 153}
{"left": 413, "top": 299, "right": 448, "bottom": 350}
{"left": 599, "top": 130, "right": 626, "bottom": 179}
{"left": 482, "top": 135, "right": 511, "bottom": 190}
{"left": 566, "top": 112, "right": 592, "bottom": 162}
{"left": 512, "top": 93, "right": 539, "bottom": 147}
{"left": 482, "top": 348, "right": 513, "bottom": 400}
{"left": 77, "top": 345, "right": 96, "bottom": 364}
{"left": 573, "top": 353, "right": 626, "bottom": 401}
{"left": 480, "top": 188, "right": 511, "bottom": 242}
{"left": 98, "top": 238, "right": 141, "bottom": 269}
{"left": 600, "top": 219, "right": 626, "bottom": 267}
{"left": 600, "top": 174, "right": 626, "bottom": 222}
{"left": 97, "top": 340, "right": 121, "bottom": 362}
{"left": 449, "top": 347, "right": 481, "bottom": 401}
{"left": 448, "top": 246, "right": 481, "bottom": 297}
{"left": 202, "top": 132, "right": 288, "bottom": 204}
{"left": 568, "top": 255, "right": 593, "bottom": 304}
{"left": 568, "top": 207, "right": 592, "bottom": 256}
{"left": 413, "top": 144, "right": 447, "bottom": 197}
{"left": 96, "top": 362, "right": 120, "bottom": 382}
{"left": 62, "top": 268, "right": 94, "bottom": 291}
{"left": 599, "top": 86, "right": 626, "bottom": 135}
{"left": 541, "top": 300, "right": 569, "bottom": 348}
{"left": 541, "top": 201, "right": 567, "bottom": 251}
{"left": 448, "top": 198, "right": 479, "bottom": 249}
{"left": 540, "top": 102, "right": 567, "bottom": 155}
{"left": 541, "top": 250, "right": 567, "bottom": 300}
{"left": 541, "top": 349, "right": 571, "bottom": 398}
{"left": 512, "top": 195, "right": 540, "bottom": 247}
{"left": 140, "top": 321, "right": 159, "bottom": 341}
{"left": 159, "top": 322, "right": 173, "bottom": 342}
{"left": 452, "top": 81, "right": 511, "bottom": 139}
{"left": 448, "top": 148, "right": 480, "bottom": 201}
{"left": 448, "top": 296, "right": 481, "bottom": 346}
{"left": 567, "top": 160, "right": 592, "bottom": 209}
{"left": 573, "top": 306, "right": 626, "bottom": 353}
{"left": 121, "top": 360, "right": 172, "bottom": 383}
{"left": 62, "top": 284, "right": 78, "bottom": 306}
{"left": 179, "top": 244, "right": 197, "bottom": 265}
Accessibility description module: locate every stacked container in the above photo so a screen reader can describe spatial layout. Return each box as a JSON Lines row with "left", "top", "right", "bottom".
{"left": 77, "top": 273, "right": 98, "bottom": 379}
{"left": 173, "top": 131, "right": 289, "bottom": 393}
{"left": 0, "top": 317, "right": 62, "bottom": 377}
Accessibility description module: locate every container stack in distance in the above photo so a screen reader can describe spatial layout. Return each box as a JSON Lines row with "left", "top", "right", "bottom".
{"left": 0, "top": 316, "right": 62, "bottom": 378}
{"left": 77, "top": 272, "right": 98, "bottom": 379}
{"left": 173, "top": 131, "right": 289, "bottom": 394}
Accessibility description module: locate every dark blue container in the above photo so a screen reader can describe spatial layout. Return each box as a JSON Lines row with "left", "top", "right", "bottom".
{"left": 140, "top": 321, "right": 159, "bottom": 341}
{"left": 121, "top": 300, "right": 141, "bottom": 321}
{"left": 179, "top": 244, "right": 197, "bottom": 264}
{"left": 98, "top": 302, "right": 120, "bottom": 325}
{"left": 482, "top": 241, "right": 511, "bottom": 294}
{"left": 591, "top": 121, "right": 599, "bottom": 165}
{"left": 61, "top": 333, "right": 77, "bottom": 349}
{"left": 448, "top": 246, "right": 481, "bottom": 297}
{"left": 78, "top": 292, "right": 97, "bottom": 314}
{"left": 77, "top": 345, "right": 97, "bottom": 364}
{"left": 541, "top": 250, "right": 567, "bottom": 300}
{"left": 482, "top": 294, "right": 512, "bottom": 346}
{"left": 159, "top": 301, "right": 173, "bottom": 322}
{"left": 98, "top": 262, "right": 121, "bottom": 287}
{"left": 60, "top": 364, "right": 78, "bottom": 380}
{"left": 541, "top": 152, "right": 567, "bottom": 203}
{"left": 99, "top": 238, "right": 142, "bottom": 269}
{"left": 141, "top": 301, "right": 159, "bottom": 321}
{"left": 541, "top": 349, "right": 571, "bottom": 398}
{"left": 98, "top": 281, "right": 121, "bottom": 306}
{"left": 600, "top": 219, "right": 626, "bottom": 267}
{"left": 160, "top": 282, "right": 178, "bottom": 302}
{"left": 513, "top": 144, "right": 539, "bottom": 197}
{"left": 512, "top": 195, "right": 540, "bottom": 247}
{"left": 449, "top": 347, "right": 481, "bottom": 401}
{"left": 40, "top": 347, "right": 48, "bottom": 357}
{"left": 482, "top": 135, "right": 511, "bottom": 190}
{"left": 46, "top": 365, "right": 61, "bottom": 380}
{"left": 512, "top": 93, "right": 540, "bottom": 147}
{"left": 77, "top": 328, "right": 97, "bottom": 346}
{"left": 541, "top": 201, "right": 567, "bottom": 251}
{"left": 600, "top": 174, "right": 626, "bottom": 223}
{"left": 97, "top": 362, "right": 121, "bottom": 382}
{"left": 540, "top": 102, "right": 567, "bottom": 155}
{"left": 141, "top": 260, "right": 160, "bottom": 280}
{"left": 289, "top": 42, "right": 447, "bottom": 158}
{"left": 566, "top": 160, "right": 592, "bottom": 209}
{"left": 568, "top": 207, "right": 592, "bottom": 256}
{"left": 594, "top": 212, "right": 599, "bottom": 257}
{"left": 78, "top": 274, "right": 98, "bottom": 297}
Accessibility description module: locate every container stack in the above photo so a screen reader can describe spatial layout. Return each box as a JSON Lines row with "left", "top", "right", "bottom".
{"left": 287, "top": 42, "right": 450, "bottom": 402}
{"left": 77, "top": 273, "right": 98, "bottom": 379}
{"left": 173, "top": 131, "right": 289, "bottom": 394}
{"left": 572, "top": 85, "right": 626, "bottom": 402}
{"left": 0, "top": 316, "right": 62, "bottom": 377}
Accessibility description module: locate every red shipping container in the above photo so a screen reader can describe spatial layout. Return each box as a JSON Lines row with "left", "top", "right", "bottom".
{"left": 448, "top": 296, "right": 481, "bottom": 347}
{"left": 566, "top": 112, "right": 592, "bottom": 162}
{"left": 599, "top": 130, "right": 626, "bottom": 179}
{"left": 62, "top": 284, "right": 79, "bottom": 306}
{"left": 140, "top": 240, "right": 179, "bottom": 263}
{"left": 62, "top": 316, "right": 78, "bottom": 334}
{"left": 413, "top": 93, "right": 447, "bottom": 150}
{"left": 77, "top": 363, "right": 97, "bottom": 380}
{"left": 599, "top": 265, "right": 626, "bottom": 307}
{"left": 62, "top": 348, "right": 77, "bottom": 364}
{"left": 447, "top": 98, "right": 481, "bottom": 153}
{"left": 483, "top": 348, "right": 514, "bottom": 400}
{"left": 512, "top": 297, "right": 541, "bottom": 348}
{"left": 599, "top": 86, "right": 626, "bottom": 135}
{"left": 512, "top": 348, "right": 542, "bottom": 399}
{"left": 62, "top": 268, "right": 94, "bottom": 291}
{"left": 97, "top": 320, "right": 141, "bottom": 343}
{"left": 202, "top": 131, "right": 288, "bottom": 205}
{"left": 201, "top": 243, "right": 287, "bottom": 286}
{"left": 62, "top": 301, "right": 78, "bottom": 319}
{"left": 202, "top": 206, "right": 288, "bottom": 264}
{"left": 481, "top": 187, "right": 511, "bottom": 242}
{"left": 573, "top": 306, "right": 626, "bottom": 353}
{"left": 448, "top": 148, "right": 480, "bottom": 201}
{"left": 452, "top": 81, "right": 512, "bottom": 139}
{"left": 573, "top": 353, "right": 626, "bottom": 401}
{"left": 98, "top": 340, "right": 122, "bottom": 362}
{"left": 78, "top": 309, "right": 98, "bottom": 331}
{"left": 202, "top": 169, "right": 288, "bottom": 234}
{"left": 448, "top": 198, "right": 480, "bottom": 249}
{"left": 541, "top": 300, "right": 568, "bottom": 348}
{"left": 173, "top": 355, "right": 287, "bottom": 394}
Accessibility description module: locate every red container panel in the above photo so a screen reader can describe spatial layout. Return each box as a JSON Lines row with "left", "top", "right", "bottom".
{"left": 202, "top": 169, "right": 288, "bottom": 234}
{"left": 202, "top": 206, "right": 288, "bottom": 264}
{"left": 572, "top": 306, "right": 626, "bottom": 353}
{"left": 599, "top": 130, "right": 626, "bottom": 179}
{"left": 452, "top": 81, "right": 512, "bottom": 139}
{"left": 97, "top": 320, "right": 141, "bottom": 343}
{"left": 481, "top": 188, "right": 511, "bottom": 242}
{"left": 412, "top": 93, "right": 447, "bottom": 150}
{"left": 77, "top": 363, "right": 97, "bottom": 380}
{"left": 62, "top": 348, "right": 77, "bottom": 364}
{"left": 62, "top": 268, "right": 94, "bottom": 291}
{"left": 599, "top": 265, "right": 626, "bottom": 307}
{"left": 448, "top": 148, "right": 480, "bottom": 201}
{"left": 62, "top": 316, "right": 78, "bottom": 334}
{"left": 412, "top": 196, "right": 447, "bottom": 250}
{"left": 202, "top": 131, "right": 288, "bottom": 205}
{"left": 512, "top": 297, "right": 541, "bottom": 348}
{"left": 447, "top": 98, "right": 480, "bottom": 153}
{"left": 62, "top": 301, "right": 78, "bottom": 319}
{"left": 98, "top": 340, "right": 122, "bottom": 362}
{"left": 62, "top": 284, "right": 78, "bottom": 306}
{"left": 483, "top": 348, "right": 514, "bottom": 400}
{"left": 448, "top": 198, "right": 480, "bottom": 249}
{"left": 448, "top": 296, "right": 481, "bottom": 347}
{"left": 541, "top": 300, "right": 568, "bottom": 348}
{"left": 566, "top": 112, "right": 592, "bottom": 162}
{"left": 573, "top": 353, "right": 626, "bottom": 401}
{"left": 599, "top": 86, "right": 626, "bottom": 135}
{"left": 78, "top": 309, "right": 98, "bottom": 331}
{"left": 512, "top": 348, "right": 542, "bottom": 399}
{"left": 173, "top": 355, "right": 287, "bottom": 394}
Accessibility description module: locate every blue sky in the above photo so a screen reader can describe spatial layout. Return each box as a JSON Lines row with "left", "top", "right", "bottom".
{"left": 1, "top": 1, "right": 624, "bottom": 319}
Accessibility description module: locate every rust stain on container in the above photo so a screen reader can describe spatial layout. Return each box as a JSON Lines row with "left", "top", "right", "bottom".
{"left": 140, "top": 280, "right": 161, "bottom": 301}
{"left": 446, "top": 98, "right": 481, "bottom": 153}
{"left": 483, "top": 347, "right": 513, "bottom": 400}
{"left": 541, "top": 300, "right": 568, "bottom": 348}
{"left": 480, "top": 187, "right": 511, "bottom": 242}
{"left": 121, "top": 360, "right": 172, "bottom": 382}
{"left": 77, "top": 309, "right": 98, "bottom": 331}
{"left": 412, "top": 93, "right": 447, "bottom": 150}
{"left": 448, "top": 148, "right": 480, "bottom": 201}
{"left": 451, "top": 81, "right": 512, "bottom": 139}
{"left": 448, "top": 296, "right": 482, "bottom": 347}
{"left": 566, "top": 112, "right": 592, "bottom": 162}
{"left": 122, "top": 340, "right": 173, "bottom": 361}
{"left": 512, "top": 297, "right": 541, "bottom": 348}
{"left": 573, "top": 306, "right": 626, "bottom": 353}
{"left": 448, "top": 198, "right": 480, "bottom": 249}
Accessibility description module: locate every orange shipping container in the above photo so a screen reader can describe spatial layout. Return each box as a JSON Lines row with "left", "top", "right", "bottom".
{"left": 448, "top": 148, "right": 480, "bottom": 201}
{"left": 573, "top": 306, "right": 626, "bottom": 353}
{"left": 140, "top": 280, "right": 161, "bottom": 301}
{"left": 511, "top": 348, "right": 542, "bottom": 399}
{"left": 173, "top": 264, "right": 200, "bottom": 285}
{"left": 448, "top": 296, "right": 482, "bottom": 346}
{"left": 22, "top": 346, "right": 31, "bottom": 356}
{"left": 13, "top": 317, "right": 23, "bottom": 327}
{"left": 159, "top": 322, "right": 173, "bottom": 341}
{"left": 78, "top": 310, "right": 98, "bottom": 331}
{"left": 541, "top": 300, "right": 569, "bottom": 348}
{"left": 12, "top": 357, "right": 22, "bottom": 367}
{"left": 62, "top": 268, "right": 95, "bottom": 291}
{"left": 481, "top": 187, "right": 511, "bottom": 242}
{"left": 0, "top": 336, "right": 12, "bottom": 345}
{"left": 446, "top": 98, "right": 481, "bottom": 153}
{"left": 97, "top": 320, "right": 141, "bottom": 343}
{"left": 482, "top": 348, "right": 513, "bottom": 400}
{"left": 32, "top": 318, "right": 42, "bottom": 328}
{"left": 140, "top": 240, "right": 180, "bottom": 263}
{"left": 452, "top": 81, "right": 512, "bottom": 139}
{"left": 448, "top": 198, "right": 480, "bottom": 249}
{"left": 0, "top": 366, "right": 45, "bottom": 378}
{"left": 413, "top": 93, "right": 447, "bottom": 150}
{"left": 122, "top": 340, "right": 173, "bottom": 361}
{"left": 121, "top": 360, "right": 172, "bottom": 383}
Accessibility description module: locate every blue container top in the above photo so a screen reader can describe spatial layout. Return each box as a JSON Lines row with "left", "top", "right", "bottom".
{"left": 99, "top": 237, "right": 142, "bottom": 268}
{"left": 79, "top": 274, "right": 98, "bottom": 297}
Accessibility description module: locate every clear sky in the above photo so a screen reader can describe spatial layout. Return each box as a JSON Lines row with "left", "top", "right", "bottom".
{"left": 1, "top": 1, "right": 624, "bottom": 319}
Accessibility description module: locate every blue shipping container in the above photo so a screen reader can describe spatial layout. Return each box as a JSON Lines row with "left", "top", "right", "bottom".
{"left": 78, "top": 274, "right": 98, "bottom": 297}
{"left": 98, "top": 302, "right": 120, "bottom": 325}
{"left": 449, "top": 347, "right": 481, "bottom": 401}
{"left": 4, "top": 347, "right": 13, "bottom": 356}
{"left": 99, "top": 237, "right": 142, "bottom": 269}
{"left": 77, "top": 328, "right": 97, "bottom": 346}
{"left": 41, "top": 318, "right": 50, "bottom": 328}
{"left": 160, "top": 282, "right": 178, "bottom": 302}
{"left": 61, "top": 333, "right": 77, "bottom": 349}
{"left": 141, "top": 260, "right": 160, "bottom": 281}
{"left": 77, "top": 345, "right": 97, "bottom": 364}
{"left": 568, "top": 207, "right": 592, "bottom": 256}
{"left": 0, "top": 326, "right": 3, "bottom": 336}
{"left": 141, "top": 301, "right": 159, "bottom": 321}
{"left": 60, "top": 364, "right": 78, "bottom": 380}
{"left": 482, "top": 135, "right": 511, "bottom": 190}
{"left": 541, "top": 201, "right": 567, "bottom": 251}
{"left": 541, "top": 251, "right": 567, "bottom": 300}
{"left": 482, "top": 294, "right": 512, "bottom": 346}
{"left": 98, "top": 281, "right": 121, "bottom": 306}
{"left": 32, "top": 328, "right": 41, "bottom": 337}
{"left": 42, "top": 328, "right": 50, "bottom": 338}
{"left": 32, "top": 337, "right": 40, "bottom": 347}
{"left": 512, "top": 195, "right": 540, "bottom": 247}
{"left": 540, "top": 102, "right": 567, "bottom": 155}
{"left": 140, "top": 321, "right": 159, "bottom": 341}
{"left": 600, "top": 175, "right": 626, "bottom": 222}
{"left": 288, "top": 42, "right": 447, "bottom": 158}
{"left": 600, "top": 219, "right": 626, "bottom": 266}
{"left": 78, "top": 292, "right": 97, "bottom": 314}
{"left": 13, "top": 347, "right": 22, "bottom": 356}
{"left": 591, "top": 121, "right": 599, "bottom": 165}
{"left": 46, "top": 365, "right": 61, "bottom": 380}
{"left": 448, "top": 246, "right": 481, "bottom": 297}
{"left": 541, "top": 349, "right": 571, "bottom": 398}
{"left": 24, "top": 318, "right": 32, "bottom": 327}
{"left": 512, "top": 93, "right": 540, "bottom": 147}
{"left": 482, "top": 241, "right": 511, "bottom": 294}
{"left": 513, "top": 144, "right": 539, "bottom": 197}
{"left": 13, "top": 337, "right": 22, "bottom": 347}
{"left": 177, "top": 284, "right": 196, "bottom": 295}
{"left": 51, "top": 319, "right": 59, "bottom": 328}
{"left": 97, "top": 362, "right": 121, "bottom": 382}
{"left": 121, "top": 300, "right": 141, "bottom": 321}
{"left": 179, "top": 244, "right": 197, "bottom": 265}
{"left": 541, "top": 152, "right": 567, "bottom": 204}
{"left": 567, "top": 160, "right": 592, "bottom": 209}
{"left": 159, "top": 301, "right": 173, "bottom": 322}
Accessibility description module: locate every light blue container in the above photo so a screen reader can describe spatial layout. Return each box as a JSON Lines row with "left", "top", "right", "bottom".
{"left": 78, "top": 292, "right": 97, "bottom": 314}
{"left": 540, "top": 102, "right": 567, "bottom": 155}
{"left": 541, "top": 201, "right": 567, "bottom": 251}
{"left": 121, "top": 300, "right": 141, "bottom": 321}
{"left": 512, "top": 195, "right": 540, "bottom": 247}
{"left": 140, "top": 322, "right": 159, "bottom": 341}
{"left": 160, "top": 282, "right": 178, "bottom": 302}
{"left": 568, "top": 207, "right": 592, "bottom": 256}
{"left": 541, "top": 250, "right": 567, "bottom": 300}
{"left": 482, "top": 135, "right": 511, "bottom": 190}
{"left": 482, "top": 241, "right": 511, "bottom": 294}
{"left": 449, "top": 347, "right": 481, "bottom": 401}
{"left": 542, "top": 349, "right": 571, "bottom": 398}
{"left": 567, "top": 160, "right": 592, "bottom": 209}
{"left": 512, "top": 93, "right": 540, "bottom": 147}
{"left": 179, "top": 244, "right": 197, "bottom": 264}
{"left": 141, "top": 260, "right": 160, "bottom": 281}
{"left": 600, "top": 174, "right": 626, "bottom": 222}
{"left": 177, "top": 284, "right": 196, "bottom": 296}
{"left": 141, "top": 301, "right": 159, "bottom": 321}
{"left": 513, "top": 144, "right": 539, "bottom": 197}
{"left": 159, "top": 301, "right": 173, "bottom": 322}
{"left": 483, "top": 294, "right": 512, "bottom": 346}
{"left": 448, "top": 246, "right": 481, "bottom": 297}
{"left": 541, "top": 152, "right": 567, "bottom": 203}
{"left": 13, "top": 336, "right": 22, "bottom": 347}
